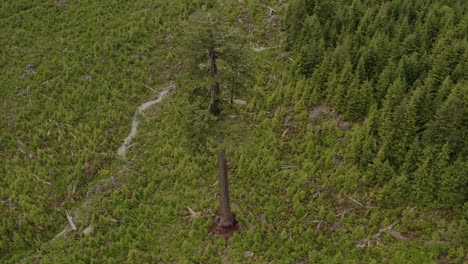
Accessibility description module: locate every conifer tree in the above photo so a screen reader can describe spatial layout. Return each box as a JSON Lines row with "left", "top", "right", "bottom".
{"left": 409, "top": 84, "right": 433, "bottom": 130}
{"left": 345, "top": 78, "right": 371, "bottom": 120}
{"left": 356, "top": 55, "right": 367, "bottom": 81}
{"left": 345, "top": 105, "right": 378, "bottom": 170}
{"left": 438, "top": 157, "right": 468, "bottom": 209}
{"left": 424, "top": 83, "right": 467, "bottom": 157}
{"left": 297, "top": 38, "right": 325, "bottom": 77}
{"left": 329, "top": 60, "right": 353, "bottom": 112}
{"left": 284, "top": 0, "right": 308, "bottom": 50}
{"left": 180, "top": 7, "right": 251, "bottom": 116}
{"left": 375, "top": 62, "right": 398, "bottom": 105}
{"left": 412, "top": 145, "right": 449, "bottom": 206}
{"left": 388, "top": 98, "right": 417, "bottom": 166}
{"left": 400, "top": 137, "right": 422, "bottom": 176}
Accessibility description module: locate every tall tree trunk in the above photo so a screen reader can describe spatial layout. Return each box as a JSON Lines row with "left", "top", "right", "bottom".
{"left": 218, "top": 150, "right": 234, "bottom": 227}
{"left": 208, "top": 45, "right": 221, "bottom": 115}
{"left": 210, "top": 82, "right": 221, "bottom": 115}
{"left": 230, "top": 77, "right": 234, "bottom": 104}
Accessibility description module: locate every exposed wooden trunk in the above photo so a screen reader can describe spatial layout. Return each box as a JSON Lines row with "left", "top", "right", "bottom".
{"left": 210, "top": 82, "right": 221, "bottom": 115}
{"left": 208, "top": 44, "right": 221, "bottom": 115}
{"left": 208, "top": 46, "right": 218, "bottom": 76}
{"left": 230, "top": 78, "right": 234, "bottom": 104}
{"left": 218, "top": 150, "right": 234, "bottom": 227}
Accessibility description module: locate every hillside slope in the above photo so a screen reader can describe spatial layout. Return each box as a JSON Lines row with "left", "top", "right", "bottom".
{"left": 1, "top": 0, "right": 466, "bottom": 263}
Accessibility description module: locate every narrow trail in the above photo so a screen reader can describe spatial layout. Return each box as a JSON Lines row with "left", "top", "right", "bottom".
{"left": 52, "top": 82, "right": 175, "bottom": 240}
{"left": 117, "top": 82, "right": 175, "bottom": 159}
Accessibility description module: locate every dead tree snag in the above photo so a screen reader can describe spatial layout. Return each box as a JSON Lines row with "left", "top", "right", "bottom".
{"left": 211, "top": 150, "right": 239, "bottom": 237}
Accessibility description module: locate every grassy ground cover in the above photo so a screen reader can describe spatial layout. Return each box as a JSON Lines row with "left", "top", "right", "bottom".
{"left": 1, "top": 0, "right": 466, "bottom": 263}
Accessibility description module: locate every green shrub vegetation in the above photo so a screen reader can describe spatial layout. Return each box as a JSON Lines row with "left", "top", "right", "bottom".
{"left": 1, "top": 0, "right": 466, "bottom": 263}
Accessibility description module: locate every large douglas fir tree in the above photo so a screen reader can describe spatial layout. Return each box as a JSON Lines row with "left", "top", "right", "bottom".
{"left": 179, "top": 6, "right": 252, "bottom": 116}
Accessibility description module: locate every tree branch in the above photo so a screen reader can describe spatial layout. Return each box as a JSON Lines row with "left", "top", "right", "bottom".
{"left": 66, "top": 210, "right": 78, "bottom": 231}
{"left": 32, "top": 174, "right": 52, "bottom": 186}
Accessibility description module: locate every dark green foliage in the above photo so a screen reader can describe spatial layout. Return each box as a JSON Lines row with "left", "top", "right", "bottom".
{"left": 438, "top": 158, "right": 468, "bottom": 210}
{"left": 1, "top": 0, "right": 467, "bottom": 263}
{"left": 424, "top": 83, "right": 468, "bottom": 157}
{"left": 178, "top": 5, "right": 253, "bottom": 116}
{"left": 285, "top": 0, "right": 467, "bottom": 211}
{"left": 283, "top": 0, "right": 309, "bottom": 50}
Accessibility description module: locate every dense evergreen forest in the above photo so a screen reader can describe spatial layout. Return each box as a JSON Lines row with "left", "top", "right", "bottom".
{"left": 0, "top": 0, "right": 466, "bottom": 263}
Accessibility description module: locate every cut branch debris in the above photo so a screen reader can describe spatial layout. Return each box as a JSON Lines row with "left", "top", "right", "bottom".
{"left": 31, "top": 174, "right": 52, "bottom": 186}
{"left": 187, "top": 207, "right": 200, "bottom": 218}
{"left": 66, "top": 210, "right": 78, "bottom": 231}
{"left": 356, "top": 220, "right": 416, "bottom": 248}
{"left": 345, "top": 194, "right": 375, "bottom": 209}
{"left": 232, "top": 99, "right": 247, "bottom": 105}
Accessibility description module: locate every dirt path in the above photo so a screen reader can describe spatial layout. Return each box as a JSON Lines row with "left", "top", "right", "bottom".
{"left": 51, "top": 83, "right": 175, "bottom": 241}
{"left": 117, "top": 82, "right": 175, "bottom": 159}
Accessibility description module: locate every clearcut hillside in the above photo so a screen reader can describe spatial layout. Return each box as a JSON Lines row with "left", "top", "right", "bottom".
{"left": 1, "top": 0, "right": 466, "bottom": 263}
